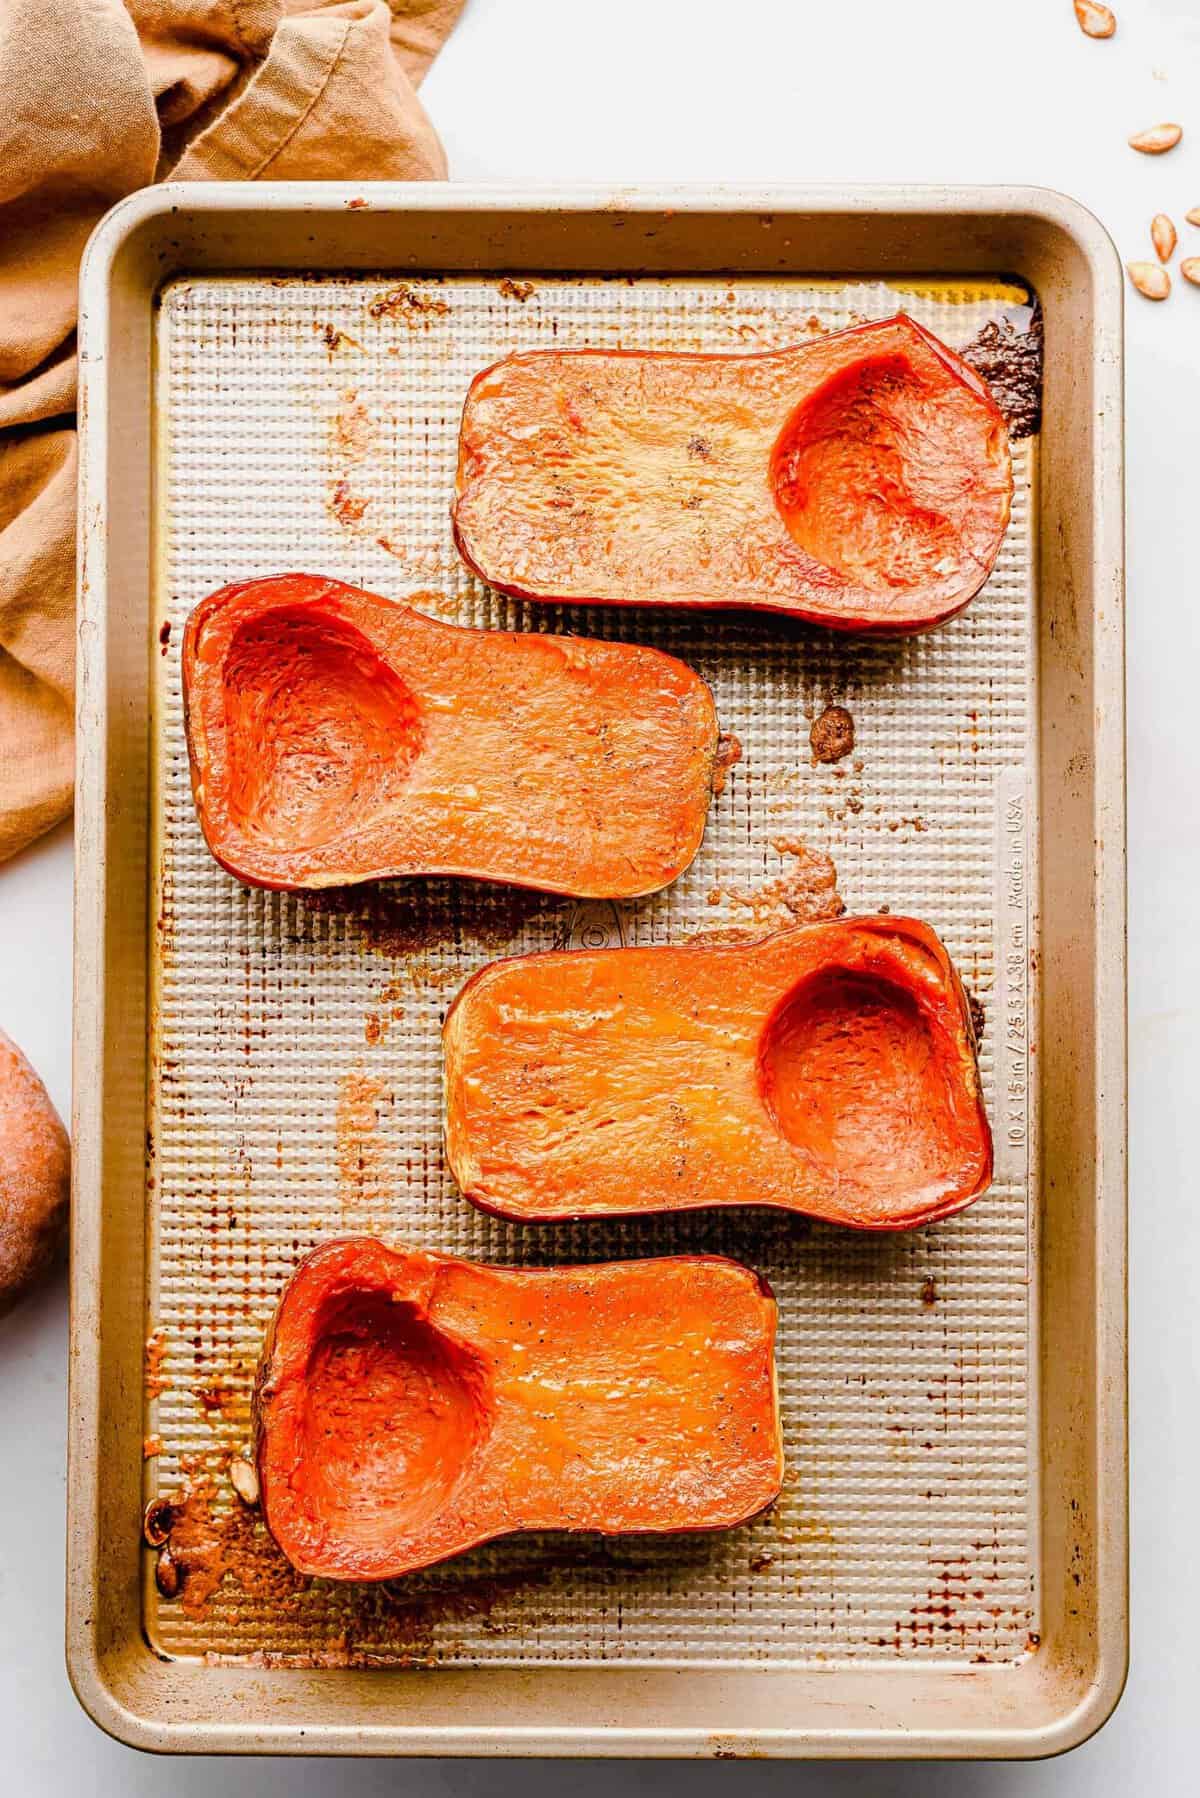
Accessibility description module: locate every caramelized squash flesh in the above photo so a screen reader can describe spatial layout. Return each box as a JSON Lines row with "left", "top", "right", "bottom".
{"left": 454, "top": 315, "right": 1012, "bottom": 633}
{"left": 296, "top": 1289, "right": 489, "bottom": 1553}
{"left": 183, "top": 574, "right": 720, "bottom": 896}
{"left": 255, "top": 1240, "right": 783, "bottom": 1579}
{"left": 759, "top": 966, "right": 968, "bottom": 1208}
{"left": 221, "top": 607, "right": 424, "bottom": 854}
{"left": 444, "top": 916, "right": 992, "bottom": 1230}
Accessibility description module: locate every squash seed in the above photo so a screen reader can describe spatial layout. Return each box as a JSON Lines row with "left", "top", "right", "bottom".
{"left": 229, "top": 1456, "right": 260, "bottom": 1507}
{"left": 1074, "top": 1, "right": 1116, "bottom": 38}
{"left": 1127, "top": 261, "right": 1171, "bottom": 300}
{"left": 1180, "top": 259, "right": 1200, "bottom": 287}
{"left": 1129, "top": 124, "right": 1183, "bottom": 154}
{"left": 1152, "top": 214, "right": 1177, "bottom": 262}
{"left": 141, "top": 1495, "right": 179, "bottom": 1548}
{"left": 154, "top": 1544, "right": 181, "bottom": 1599}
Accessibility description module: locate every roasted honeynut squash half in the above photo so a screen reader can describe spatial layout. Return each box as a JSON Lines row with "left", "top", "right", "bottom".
{"left": 454, "top": 314, "right": 1013, "bottom": 633}
{"left": 444, "top": 915, "right": 993, "bottom": 1230}
{"left": 255, "top": 1239, "right": 783, "bottom": 1580}
{"left": 182, "top": 574, "right": 721, "bottom": 897}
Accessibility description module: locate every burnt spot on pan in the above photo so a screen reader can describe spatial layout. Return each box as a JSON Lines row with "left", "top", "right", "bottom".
{"left": 959, "top": 301, "right": 1043, "bottom": 440}
{"left": 810, "top": 704, "right": 855, "bottom": 765}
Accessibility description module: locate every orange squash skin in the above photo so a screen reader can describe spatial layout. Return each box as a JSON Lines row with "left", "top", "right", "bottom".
{"left": 182, "top": 574, "right": 720, "bottom": 897}
{"left": 444, "top": 916, "right": 993, "bottom": 1231}
{"left": 453, "top": 314, "right": 1012, "bottom": 634}
{"left": 254, "top": 1239, "right": 783, "bottom": 1581}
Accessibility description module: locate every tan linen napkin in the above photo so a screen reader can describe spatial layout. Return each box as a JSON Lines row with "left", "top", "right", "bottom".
{"left": 0, "top": 0, "right": 463, "bottom": 865}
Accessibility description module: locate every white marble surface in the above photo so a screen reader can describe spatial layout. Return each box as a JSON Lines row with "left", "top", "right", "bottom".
{"left": 1, "top": 0, "right": 1195, "bottom": 1788}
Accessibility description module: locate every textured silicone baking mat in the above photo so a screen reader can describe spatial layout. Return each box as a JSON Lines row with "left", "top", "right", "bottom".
{"left": 147, "top": 272, "right": 1038, "bottom": 1668}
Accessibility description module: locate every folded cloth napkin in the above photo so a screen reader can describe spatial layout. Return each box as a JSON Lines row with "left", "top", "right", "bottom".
{"left": 0, "top": 0, "right": 463, "bottom": 864}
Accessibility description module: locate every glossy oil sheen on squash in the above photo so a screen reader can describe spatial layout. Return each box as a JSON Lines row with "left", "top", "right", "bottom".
{"left": 454, "top": 314, "right": 1013, "bottom": 633}
{"left": 182, "top": 574, "right": 720, "bottom": 896}
{"left": 254, "top": 1239, "right": 783, "bottom": 1580}
{"left": 444, "top": 916, "right": 993, "bottom": 1230}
